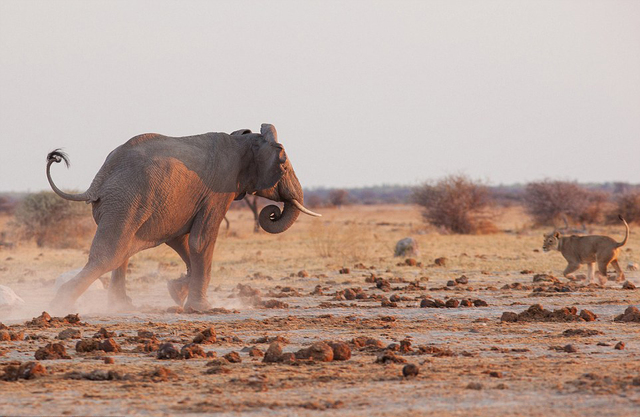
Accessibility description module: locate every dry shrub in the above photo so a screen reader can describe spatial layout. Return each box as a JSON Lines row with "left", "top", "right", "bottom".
{"left": 412, "top": 175, "right": 496, "bottom": 234}
{"left": 607, "top": 191, "right": 640, "bottom": 224}
{"left": 307, "top": 221, "right": 379, "bottom": 262}
{"left": 328, "top": 189, "right": 350, "bottom": 207}
{"left": 524, "top": 181, "right": 610, "bottom": 226}
{"left": 10, "top": 192, "right": 94, "bottom": 248}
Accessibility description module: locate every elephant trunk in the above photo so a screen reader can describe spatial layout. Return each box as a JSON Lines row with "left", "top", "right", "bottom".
{"left": 259, "top": 201, "right": 301, "bottom": 234}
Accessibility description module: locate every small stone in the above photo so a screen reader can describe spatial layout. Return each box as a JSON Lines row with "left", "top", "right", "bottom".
{"left": 473, "top": 299, "right": 488, "bottom": 307}
{"left": 181, "top": 343, "right": 205, "bottom": 359}
{"left": 579, "top": 310, "right": 597, "bottom": 322}
{"left": 434, "top": 257, "right": 447, "bottom": 267}
{"left": 193, "top": 327, "right": 217, "bottom": 344}
{"left": 137, "top": 330, "right": 155, "bottom": 339}
{"left": 343, "top": 289, "right": 356, "bottom": 300}
{"left": 501, "top": 312, "right": 518, "bottom": 322}
{"left": 104, "top": 357, "right": 115, "bottom": 364}
{"left": 615, "top": 341, "right": 625, "bottom": 350}
{"left": 295, "top": 342, "right": 333, "bottom": 362}
{"left": 445, "top": 299, "right": 459, "bottom": 308}
{"left": 339, "top": 267, "right": 350, "bottom": 274}
{"left": 405, "top": 258, "right": 418, "bottom": 267}
{"left": 446, "top": 280, "right": 456, "bottom": 287}
{"left": 563, "top": 344, "right": 577, "bottom": 353}
{"left": 375, "top": 350, "right": 407, "bottom": 364}
{"left": 157, "top": 343, "right": 181, "bottom": 360}
{"left": 35, "top": 343, "right": 71, "bottom": 360}
{"left": 328, "top": 341, "right": 351, "bottom": 361}
{"left": 381, "top": 299, "right": 397, "bottom": 308}
{"left": 262, "top": 299, "right": 289, "bottom": 309}
{"left": 395, "top": 238, "right": 419, "bottom": 257}
{"left": 2, "top": 361, "right": 47, "bottom": 381}
{"left": 297, "top": 270, "right": 309, "bottom": 278}
{"left": 622, "top": 281, "right": 636, "bottom": 290}
{"left": 352, "top": 337, "right": 385, "bottom": 350}
{"left": 420, "top": 299, "right": 440, "bottom": 308}
{"left": 399, "top": 339, "right": 412, "bottom": 353}
{"left": 402, "top": 364, "right": 419, "bottom": 378}
{"left": 98, "top": 338, "right": 121, "bottom": 353}
{"left": 224, "top": 351, "right": 242, "bottom": 363}
{"left": 94, "top": 328, "right": 115, "bottom": 339}
{"left": 280, "top": 352, "right": 297, "bottom": 363}
{"left": 248, "top": 347, "right": 264, "bottom": 358}
{"left": 76, "top": 339, "right": 100, "bottom": 353}
{"left": 263, "top": 341, "right": 284, "bottom": 363}
{"left": 466, "top": 382, "right": 483, "bottom": 390}
{"left": 455, "top": 275, "right": 469, "bottom": 285}
{"left": 376, "top": 279, "right": 391, "bottom": 291}
{"left": 460, "top": 299, "right": 472, "bottom": 307}
{"left": 489, "top": 371, "right": 503, "bottom": 378}
{"left": 57, "top": 328, "right": 82, "bottom": 340}
{"left": 389, "top": 293, "right": 401, "bottom": 303}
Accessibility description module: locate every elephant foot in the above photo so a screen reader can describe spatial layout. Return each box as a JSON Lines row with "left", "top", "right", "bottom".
{"left": 49, "top": 293, "right": 77, "bottom": 316}
{"left": 108, "top": 294, "right": 135, "bottom": 312}
{"left": 184, "top": 297, "right": 212, "bottom": 313}
{"left": 167, "top": 279, "right": 189, "bottom": 307}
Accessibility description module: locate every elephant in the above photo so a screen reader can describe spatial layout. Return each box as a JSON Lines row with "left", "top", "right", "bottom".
{"left": 46, "top": 124, "right": 320, "bottom": 312}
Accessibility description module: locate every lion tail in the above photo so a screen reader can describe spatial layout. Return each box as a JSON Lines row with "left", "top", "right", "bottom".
{"left": 616, "top": 215, "right": 629, "bottom": 248}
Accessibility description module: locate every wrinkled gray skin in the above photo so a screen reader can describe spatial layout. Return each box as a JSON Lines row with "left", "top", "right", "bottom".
{"left": 46, "top": 124, "right": 319, "bottom": 312}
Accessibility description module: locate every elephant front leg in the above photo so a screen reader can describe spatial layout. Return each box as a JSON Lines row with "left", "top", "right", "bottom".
{"left": 183, "top": 213, "right": 224, "bottom": 312}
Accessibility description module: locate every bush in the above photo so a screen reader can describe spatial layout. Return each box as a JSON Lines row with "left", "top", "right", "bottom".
{"left": 524, "top": 181, "right": 610, "bottom": 226}
{"left": 11, "top": 192, "right": 94, "bottom": 248}
{"left": 328, "top": 189, "right": 350, "bottom": 207}
{"left": 412, "top": 175, "right": 496, "bottom": 234}
{"left": 608, "top": 191, "right": 640, "bottom": 224}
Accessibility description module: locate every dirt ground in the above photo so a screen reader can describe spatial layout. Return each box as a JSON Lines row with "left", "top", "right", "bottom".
{"left": 1, "top": 204, "right": 639, "bottom": 416}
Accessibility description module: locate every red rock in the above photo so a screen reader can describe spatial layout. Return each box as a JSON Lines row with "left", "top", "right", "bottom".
{"left": 328, "top": 341, "right": 351, "bottom": 361}
{"left": 402, "top": 364, "right": 419, "bottom": 378}
{"left": 35, "top": 343, "right": 70, "bottom": 360}
{"left": 193, "top": 327, "right": 217, "bottom": 344}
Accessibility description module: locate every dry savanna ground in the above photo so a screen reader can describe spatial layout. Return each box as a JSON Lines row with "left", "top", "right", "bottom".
{"left": 1, "top": 204, "right": 640, "bottom": 416}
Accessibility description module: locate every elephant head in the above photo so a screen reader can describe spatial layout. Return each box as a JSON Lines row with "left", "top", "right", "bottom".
{"left": 249, "top": 124, "right": 320, "bottom": 234}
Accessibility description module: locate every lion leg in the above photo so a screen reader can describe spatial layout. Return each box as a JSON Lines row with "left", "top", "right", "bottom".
{"left": 611, "top": 260, "right": 625, "bottom": 282}
{"left": 596, "top": 258, "right": 611, "bottom": 285}
{"left": 563, "top": 263, "right": 580, "bottom": 280}
{"left": 586, "top": 263, "right": 596, "bottom": 284}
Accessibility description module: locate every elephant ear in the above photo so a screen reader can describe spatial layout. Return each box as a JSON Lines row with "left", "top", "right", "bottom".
{"left": 231, "top": 129, "right": 252, "bottom": 136}
{"left": 253, "top": 124, "right": 287, "bottom": 190}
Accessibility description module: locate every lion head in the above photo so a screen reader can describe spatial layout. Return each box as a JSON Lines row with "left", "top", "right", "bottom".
{"left": 542, "top": 231, "right": 560, "bottom": 252}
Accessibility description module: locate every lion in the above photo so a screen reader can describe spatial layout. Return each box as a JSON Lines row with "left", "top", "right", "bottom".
{"left": 542, "top": 215, "right": 629, "bottom": 284}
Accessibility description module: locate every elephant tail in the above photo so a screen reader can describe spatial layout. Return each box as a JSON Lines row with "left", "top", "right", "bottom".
{"left": 46, "top": 149, "right": 92, "bottom": 202}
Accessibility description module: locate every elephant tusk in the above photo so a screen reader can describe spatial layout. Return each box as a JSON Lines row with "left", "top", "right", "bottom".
{"left": 291, "top": 199, "right": 322, "bottom": 217}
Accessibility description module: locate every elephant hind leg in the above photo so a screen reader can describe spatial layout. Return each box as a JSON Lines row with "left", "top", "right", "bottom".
{"left": 166, "top": 234, "right": 190, "bottom": 307}
{"left": 51, "top": 222, "right": 138, "bottom": 312}
{"left": 107, "top": 259, "right": 134, "bottom": 311}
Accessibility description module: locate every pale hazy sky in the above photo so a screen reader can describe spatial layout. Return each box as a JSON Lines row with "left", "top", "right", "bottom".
{"left": 1, "top": 0, "right": 639, "bottom": 192}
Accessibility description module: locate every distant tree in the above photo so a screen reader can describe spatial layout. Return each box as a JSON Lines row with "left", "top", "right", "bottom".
{"left": 608, "top": 191, "right": 640, "bottom": 224}
{"left": 328, "top": 189, "right": 350, "bottom": 207}
{"left": 244, "top": 195, "right": 261, "bottom": 233}
{"left": 304, "top": 194, "right": 324, "bottom": 209}
{"left": 524, "top": 180, "right": 610, "bottom": 226}
{"left": 412, "top": 174, "right": 496, "bottom": 234}
{"left": 12, "top": 191, "right": 93, "bottom": 247}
